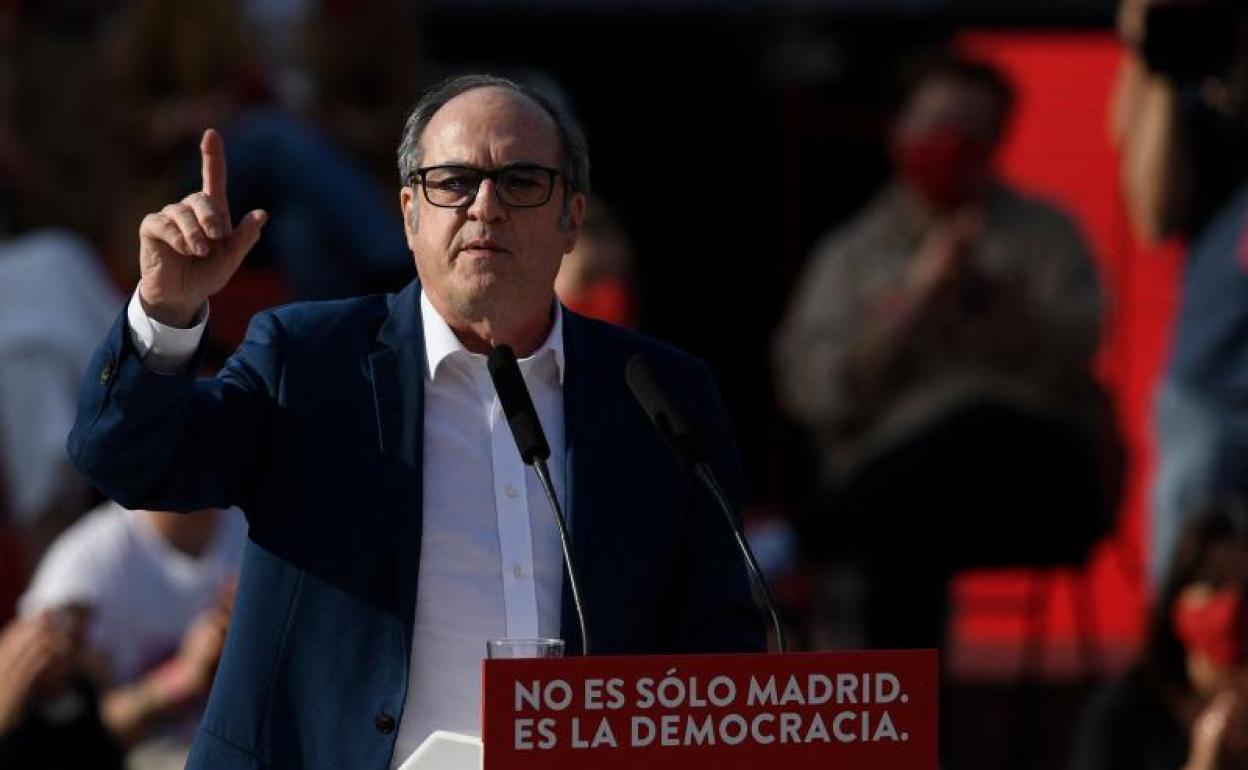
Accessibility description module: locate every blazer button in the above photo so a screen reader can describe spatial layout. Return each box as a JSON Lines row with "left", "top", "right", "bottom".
{"left": 375, "top": 712, "right": 396, "bottom": 735}
{"left": 99, "top": 358, "right": 115, "bottom": 385}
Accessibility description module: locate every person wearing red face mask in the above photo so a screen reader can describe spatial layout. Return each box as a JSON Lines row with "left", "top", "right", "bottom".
{"left": 1069, "top": 500, "right": 1248, "bottom": 770}
{"left": 889, "top": 110, "right": 994, "bottom": 212}
{"left": 773, "top": 56, "right": 1116, "bottom": 653}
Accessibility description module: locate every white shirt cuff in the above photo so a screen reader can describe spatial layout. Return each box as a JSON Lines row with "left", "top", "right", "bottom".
{"left": 126, "top": 291, "right": 208, "bottom": 374}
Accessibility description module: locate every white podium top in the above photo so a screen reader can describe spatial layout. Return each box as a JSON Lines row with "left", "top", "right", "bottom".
{"left": 396, "top": 730, "right": 482, "bottom": 770}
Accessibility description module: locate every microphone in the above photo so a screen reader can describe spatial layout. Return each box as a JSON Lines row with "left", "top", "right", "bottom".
{"left": 487, "top": 345, "right": 591, "bottom": 655}
{"left": 487, "top": 344, "right": 551, "bottom": 465}
{"left": 624, "top": 354, "right": 702, "bottom": 470}
{"left": 624, "top": 354, "right": 787, "bottom": 653}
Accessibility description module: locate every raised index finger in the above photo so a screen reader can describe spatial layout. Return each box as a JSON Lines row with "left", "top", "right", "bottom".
{"left": 200, "top": 129, "right": 229, "bottom": 215}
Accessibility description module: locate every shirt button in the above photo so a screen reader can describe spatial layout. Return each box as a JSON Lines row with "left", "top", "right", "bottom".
{"left": 375, "top": 712, "right": 395, "bottom": 734}
{"left": 513, "top": 565, "right": 525, "bottom": 579}
{"left": 505, "top": 485, "right": 519, "bottom": 499}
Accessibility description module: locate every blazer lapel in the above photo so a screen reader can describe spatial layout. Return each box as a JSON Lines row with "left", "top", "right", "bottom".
{"left": 369, "top": 280, "right": 426, "bottom": 649}
{"left": 559, "top": 310, "right": 613, "bottom": 654}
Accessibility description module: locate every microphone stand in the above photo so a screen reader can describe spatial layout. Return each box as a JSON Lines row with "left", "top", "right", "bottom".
{"left": 693, "top": 463, "right": 787, "bottom": 653}
{"left": 488, "top": 344, "right": 592, "bottom": 655}
{"left": 531, "top": 457, "right": 591, "bottom": 655}
{"left": 627, "top": 355, "right": 787, "bottom": 653}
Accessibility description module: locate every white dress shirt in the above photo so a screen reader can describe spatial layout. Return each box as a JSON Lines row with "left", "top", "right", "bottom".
{"left": 398, "top": 291, "right": 566, "bottom": 764}
{"left": 126, "top": 289, "right": 567, "bottom": 767}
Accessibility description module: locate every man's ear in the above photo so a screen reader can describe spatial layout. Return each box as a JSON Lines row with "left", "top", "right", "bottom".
{"left": 400, "top": 186, "right": 419, "bottom": 247}
{"left": 560, "top": 191, "right": 588, "bottom": 252}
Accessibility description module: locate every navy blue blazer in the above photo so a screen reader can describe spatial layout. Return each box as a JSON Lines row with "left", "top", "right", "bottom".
{"left": 68, "top": 279, "right": 764, "bottom": 769}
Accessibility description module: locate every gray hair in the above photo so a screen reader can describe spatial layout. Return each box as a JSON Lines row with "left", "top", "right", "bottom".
{"left": 397, "top": 73, "right": 591, "bottom": 198}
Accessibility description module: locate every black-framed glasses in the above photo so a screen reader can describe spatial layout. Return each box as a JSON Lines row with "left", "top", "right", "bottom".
{"left": 410, "top": 163, "right": 561, "bottom": 209}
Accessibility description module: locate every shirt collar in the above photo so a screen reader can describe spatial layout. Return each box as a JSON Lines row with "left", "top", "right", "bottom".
{"left": 419, "top": 289, "right": 566, "bottom": 384}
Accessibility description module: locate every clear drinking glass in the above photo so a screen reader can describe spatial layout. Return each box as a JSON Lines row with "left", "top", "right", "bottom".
{"left": 485, "top": 638, "right": 565, "bottom": 659}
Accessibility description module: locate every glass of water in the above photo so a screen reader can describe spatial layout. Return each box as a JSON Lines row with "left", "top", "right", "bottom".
{"left": 485, "top": 638, "right": 565, "bottom": 659}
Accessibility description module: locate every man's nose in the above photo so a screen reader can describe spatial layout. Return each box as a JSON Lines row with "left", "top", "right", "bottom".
{"left": 467, "top": 179, "right": 506, "bottom": 222}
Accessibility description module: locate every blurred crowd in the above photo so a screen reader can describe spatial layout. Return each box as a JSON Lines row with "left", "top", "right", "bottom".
{"left": 0, "top": 2, "right": 419, "bottom": 767}
{"left": 0, "top": 0, "right": 1246, "bottom": 768}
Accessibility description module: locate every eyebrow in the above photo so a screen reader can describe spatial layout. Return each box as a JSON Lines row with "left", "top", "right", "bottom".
{"left": 424, "top": 160, "right": 552, "bottom": 170}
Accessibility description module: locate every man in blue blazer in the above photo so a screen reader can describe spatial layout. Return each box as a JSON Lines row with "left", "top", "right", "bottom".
{"left": 68, "top": 74, "right": 763, "bottom": 769}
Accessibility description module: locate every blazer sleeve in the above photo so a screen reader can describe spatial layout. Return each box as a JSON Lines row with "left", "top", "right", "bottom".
{"left": 67, "top": 308, "right": 282, "bottom": 514}
{"left": 661, "top": 361, "right": 767, "bottom": 653}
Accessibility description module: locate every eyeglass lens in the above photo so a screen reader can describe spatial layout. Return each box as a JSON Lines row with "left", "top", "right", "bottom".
{"left": 422, "top": 166, "right": 553, "bottom": 208}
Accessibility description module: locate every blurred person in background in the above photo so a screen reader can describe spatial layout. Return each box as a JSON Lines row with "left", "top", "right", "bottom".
{"left": 237, "top": 0, "right": 321, "bottom": 113}
{"left": 0, "top": 608, "right": 125, "bottom": 769}
{"left": 0, "top": 0, "right": 125, "bottom": 582}
{"left": 774, "top": 55, "right": 1115, "bottom": 650}
{"left": 0, "top": 0, "right": 125, "bottom": 252}
{"left": 554, "top": 197, "right": 637, "bottom": 328}
{"left": 1068, "top": 499, "right": 1248, "bottom": 770}
{"left": 0, "top": 228, "right": 120, "bottom": 562}
{"left": 239, "top": 0, "right": 423, "bottom": 176}
{"left": 0, "top": 0, "right": 129, "bottom": 622}
{"left": 19, "top": 501, "right": 245, "bottom": 770}
{"left": 110, "top": 0, "right": 410, "bottom": 305}
{"left": 300, "top": 0, "right": 424, "bottom": 184}
{"left": 1112, "top": 0, "right": 1248, "bottom": 584}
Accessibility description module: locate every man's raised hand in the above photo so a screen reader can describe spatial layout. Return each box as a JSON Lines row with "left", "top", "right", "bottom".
{"left": 137, "top": 128, "right": 267, "bottom": 328}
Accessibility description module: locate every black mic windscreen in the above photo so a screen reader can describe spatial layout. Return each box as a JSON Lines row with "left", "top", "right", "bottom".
{"left": 488, "top": 344, "right": 551, "bottom": 465}
{"left": 625, "top": 354, "right": 703, "bottom": 469}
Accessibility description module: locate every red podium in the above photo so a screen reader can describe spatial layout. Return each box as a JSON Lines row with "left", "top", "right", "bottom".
{"left": 481, "top": 649, "right": 938, "bottom": 769}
